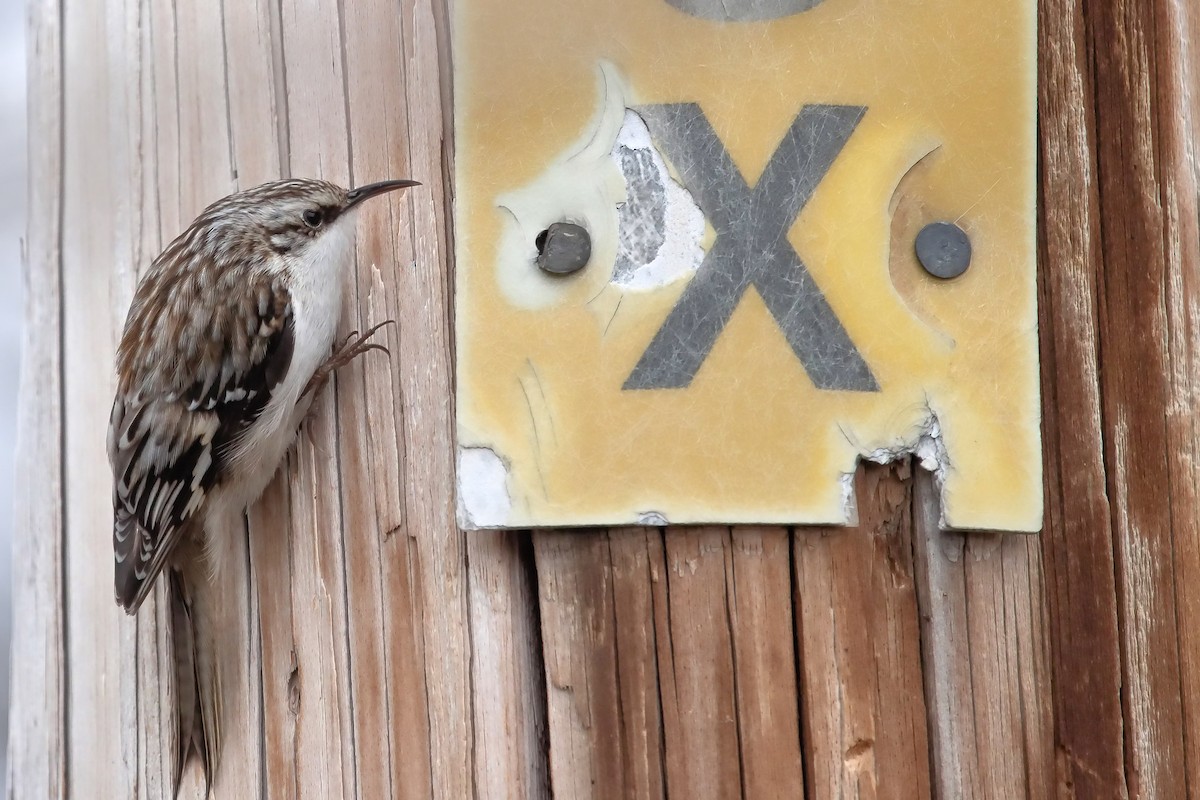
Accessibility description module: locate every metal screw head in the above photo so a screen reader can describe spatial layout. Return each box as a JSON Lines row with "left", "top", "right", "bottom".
{"left": 915, "top": 221, "right": 972, "bottom": 280}
{"left": 535, "top": 222, "right": 592, "bottom": 275}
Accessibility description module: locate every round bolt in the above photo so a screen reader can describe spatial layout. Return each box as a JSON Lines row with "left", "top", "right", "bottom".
{"left": 535, "top": 222, "right": 592, "bottom": 276}
{"left": 915, "top": 221, "right": 972, "bottom": 280}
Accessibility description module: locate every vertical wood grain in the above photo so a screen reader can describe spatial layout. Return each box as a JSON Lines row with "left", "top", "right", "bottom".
{"left": 534, "top": 532, "right": 627, "bottom": 798}
{"left": 794, "top": 464, "right": 931, "bottom": 800}
{"left": 59, "top": 0, "right": 147, "bottom": 795}
{"left": 339, "top": 0, "right": 438, "bottom": 795}
{"left": 1163, "top": 0, "right": 1200, "bottom": 783}
{"left": 1036, "top": 0, "right": 1128, "bottom": 793}
{"left": 912, "top": 473, "right": 1054, "bottom": 798}
{"left": 1037, "top": 0, "right": 1200, "bottom": 795}
{"left": 469, "top": 531, "right": 549, "bottom": 799}
{"left": 532, "top": 529, "right": 669, "bottom": 800}
{"left": 392, "top": 1, "right": 477, "bottom": 794}
{"left": 607, "top": 530, "right": 667, "bottom": 800}
{"left": 8, "top": 1, "right": 66, "bottom": 797}
{"left": 1086, "top": 0, "right": 1192, "bottom": 786}
{"left": 533, "top": 525, "right": 807, "bottom": 799}
{"left": 657, "top": 528, "right": 743, "bottom": 797}
{"left": 727, "top": 528, "right": 805, "bottom": 797}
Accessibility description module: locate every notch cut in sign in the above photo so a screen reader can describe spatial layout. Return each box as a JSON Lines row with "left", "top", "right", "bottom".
{"left": 623, "top": 103, "right": 879, "bottom": 393}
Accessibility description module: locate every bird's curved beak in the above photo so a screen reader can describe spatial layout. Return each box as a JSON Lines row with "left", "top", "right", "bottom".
{"left": 346, "top": 179, "right": 421, "bottom": 209}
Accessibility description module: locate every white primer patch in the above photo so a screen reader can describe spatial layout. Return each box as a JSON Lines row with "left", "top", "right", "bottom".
{"left": 636, "top": 510, "right": 670, "bottom": 526}
{"left": 609, "top": 111, "right": 706, "bottom": 290}
{"left": 457, "top": 447, "right": 514, "bottom": 529}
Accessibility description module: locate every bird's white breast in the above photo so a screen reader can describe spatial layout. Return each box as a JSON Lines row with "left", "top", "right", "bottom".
{"left": 221, "top": 212, "right": 359, "bottom": 510}
{"left": 282, "top": 213, "right": 358, "bottom": 404}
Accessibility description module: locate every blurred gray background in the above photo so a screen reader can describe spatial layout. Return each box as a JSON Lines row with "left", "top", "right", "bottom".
{"left": 1, "top": 0, "right": 26, "bottom": 776}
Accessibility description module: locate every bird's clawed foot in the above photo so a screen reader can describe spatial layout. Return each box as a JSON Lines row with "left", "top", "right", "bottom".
{"left": 303, "top": 319, "right": 396, "bottom": 397}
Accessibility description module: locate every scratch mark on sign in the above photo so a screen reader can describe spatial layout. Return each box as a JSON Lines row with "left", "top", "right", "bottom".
{"left": 517, "top": 376, "right": 550, "bottom": 499}
{"left": 526, "top": 359, "right": 557, "bottom": 444}
{"left": 954, "top": 176, "right": 1003, "bottom": 224}
{"left": 517, "top": 378, "right": 542, "bottom": 456}
{"left": 604, "top": 295, "right": 624, "bottom": 337}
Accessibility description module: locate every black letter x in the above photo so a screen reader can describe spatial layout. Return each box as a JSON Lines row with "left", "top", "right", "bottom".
{"left": 623, "top": 103, "right": 878, "bottom": 392}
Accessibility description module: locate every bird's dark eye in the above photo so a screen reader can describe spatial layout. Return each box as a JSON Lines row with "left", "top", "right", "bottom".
{"left": 303, "top": 208, "right": 324, "bottom": 228}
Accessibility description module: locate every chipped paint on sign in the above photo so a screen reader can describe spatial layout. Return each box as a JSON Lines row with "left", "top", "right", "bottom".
{"left": 454, "top": 0, "right": 1041, "bottom": 531}
{"left": 457, "top": 447, "right": 513, "bottom": 528}
{"left": 611, "top": 110, "right": 707, "bottom": 291}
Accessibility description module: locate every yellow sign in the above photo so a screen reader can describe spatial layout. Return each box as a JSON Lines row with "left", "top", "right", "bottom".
{"left": 453, "top": 0, "right": 1040, "bottom": 531}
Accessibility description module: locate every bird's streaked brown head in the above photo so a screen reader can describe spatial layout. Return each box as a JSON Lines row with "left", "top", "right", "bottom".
{"left": 190, "top": 177, "right": 421, "bottom": 256}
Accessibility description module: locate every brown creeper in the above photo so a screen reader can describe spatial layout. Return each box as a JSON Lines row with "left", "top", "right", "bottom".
{"left": 107, "top": 177, "right": 417, "bottom": 793}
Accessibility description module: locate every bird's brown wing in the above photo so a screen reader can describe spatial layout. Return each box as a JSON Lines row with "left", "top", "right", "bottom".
{"left": 109, "top": 274, "right": 294, "bottom": 614}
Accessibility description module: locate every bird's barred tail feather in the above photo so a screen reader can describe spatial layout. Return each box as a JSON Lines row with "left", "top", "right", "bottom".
{"left": 169, "top": 567, "right": 222, "bottom": 798}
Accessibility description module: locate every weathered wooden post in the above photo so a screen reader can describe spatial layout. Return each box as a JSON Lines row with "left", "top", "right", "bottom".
{"left": 10, "top": 0, "right": 1200, "bottom": 797}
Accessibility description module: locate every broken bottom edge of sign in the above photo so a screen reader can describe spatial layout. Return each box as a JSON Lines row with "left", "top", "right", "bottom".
{"left": 455, "top": 412, "right": 1038, "bottom": 534}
